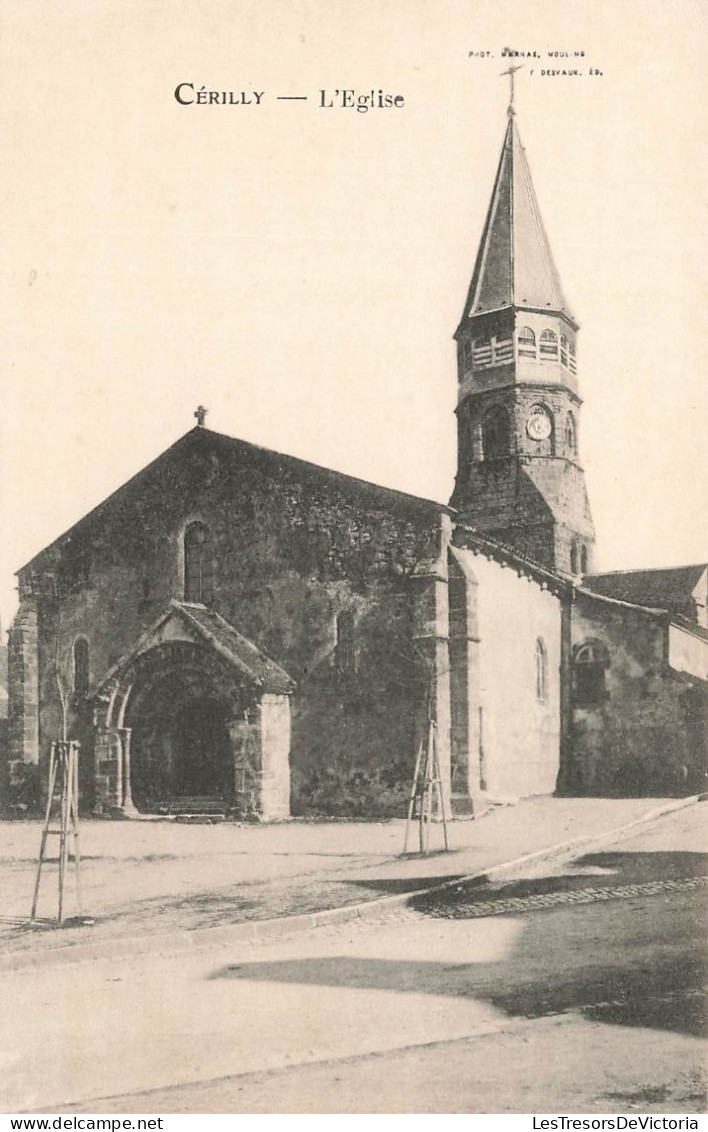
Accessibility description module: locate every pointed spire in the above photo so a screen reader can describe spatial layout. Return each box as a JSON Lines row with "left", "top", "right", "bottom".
{"left": 459, "top": 116, "right": 575, "bottom": 328}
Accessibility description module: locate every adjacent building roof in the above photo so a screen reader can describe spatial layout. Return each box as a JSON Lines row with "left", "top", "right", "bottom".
{"left": 458, "top": 115, "right": 575, "bottom": 330}
{"left": 584, "top": 565, "right": 707, "bottom": 616}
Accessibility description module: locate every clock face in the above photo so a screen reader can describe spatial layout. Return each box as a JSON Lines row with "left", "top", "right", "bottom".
{"left": 526, "top": 411, "right": 552, "bottom": 441}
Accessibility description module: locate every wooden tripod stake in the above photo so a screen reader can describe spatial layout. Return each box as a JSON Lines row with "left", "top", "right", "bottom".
{"left": 403, "top": 715, "right": 450, "bottom": 855}
{"left": 31, "top": 741, "right": 84, "bottom": 924}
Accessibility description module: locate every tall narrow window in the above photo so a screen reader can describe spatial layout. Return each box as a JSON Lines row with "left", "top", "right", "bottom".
{"left": 335, "top": 610, "right": 355, "bottom": 680}
{"left": 573, "top": 641, "right": 609, "bottom": 706}
{"left": 73, "top": 638, "right": 89, "bottom": 696}
{"left": 184, "top": 522, "right": 214, "bottom": 603}
{"left": 570, "top": 541, "right": 579, "bottom": 575}
{"left": 540, "top": 329, "right": 559, "bottom": 359}
{"left": 535, "top": 638, "right": 548, "bottom": 702}
{"left": 482, "top": 407, "right": 510, "bottom": 460}
{"left": 580, "top": 544, "right": 588, "bottom": 574}
{"left": 565, "top": 412, "right": 577, "bottom": 456}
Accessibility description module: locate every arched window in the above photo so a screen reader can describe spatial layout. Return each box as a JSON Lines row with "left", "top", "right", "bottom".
{"left": 535, "top": 638, "right": 548, "bottom": 702}
{"left": 518, "top": 326, "right": 537, "bottom": 359}
{"left": 482, "top": 407, "right": 510, "bottom": 460}
{"left": 184, "top": 522, "right": 214, "bottom": 604}
{"left": 73, "top": 638, "right": 89, "bottom": 696}
{"left": 540, "top": 329, "right": 559, "bottom": 360}
{"left": 565, "top": 412, "right": 577, "bottom": 456}
{"left": 573, "top": 641, "right": 610, "bottom": 706}
{"left": 335, "top": 610, "right": 355, "bottom": 680}
{"left": 570, "top": 541, "right": 579, "bottom": 575}
{"left": 580, "top": 544, "right": 588, "bottom": 574}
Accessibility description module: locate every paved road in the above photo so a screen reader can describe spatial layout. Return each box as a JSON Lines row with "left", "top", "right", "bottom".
{"left": 2, "top": 805, "right": 705, "bottom": 1114}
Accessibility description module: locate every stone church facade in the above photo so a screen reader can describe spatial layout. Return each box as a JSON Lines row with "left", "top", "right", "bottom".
{"left": 3, "top": 107, "right": 706, "bottom": 819}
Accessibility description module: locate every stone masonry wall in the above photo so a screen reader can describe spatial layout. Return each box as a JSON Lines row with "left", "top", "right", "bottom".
{"left": 15, "top": 430, "right": 448, "bottom": 817}
{"left": 4, "top": 598, "right": 40, "bottom": 809}
{"left": 569, "top": 592, "right": 707, "bottom": 796}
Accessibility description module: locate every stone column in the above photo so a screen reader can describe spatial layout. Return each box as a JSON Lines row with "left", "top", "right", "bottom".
{"left": 6, "top": 598, "right": 40, "bottom": 802}
{"left": 93, "top": 726, "right": 123, "bottom": 813}
{"left": 228, "top": 698, "right": 292, "bottom": 821}
{"left": 556, "top": 594, "right": 576, "bottom": 795}
{"left": 410, "top": 565, "right": 452, "bottom": 818}
{"left": 227, "top": 716, "right": 257, "bottom": 817}
{"left": 257, "top": 694, "right": 291, "bottom": 820}
{"left": 448, "top": 551, "right": 483, "bottom": 815}
{"left": 118, "top": 727, "right": 139, "bottom": 816}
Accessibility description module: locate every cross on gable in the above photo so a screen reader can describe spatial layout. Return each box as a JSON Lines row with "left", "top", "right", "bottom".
{"left": 194, "top": 405, "right": 208, "bottom": 428}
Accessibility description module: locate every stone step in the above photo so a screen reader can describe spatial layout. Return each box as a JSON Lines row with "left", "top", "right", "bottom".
{"left": 153, "top": 795, "right": 230, "bottom": 816}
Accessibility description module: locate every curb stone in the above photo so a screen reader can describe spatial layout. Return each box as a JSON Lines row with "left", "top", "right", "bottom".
{"left": 0, "top": 794, "right": 698, "bottom": 974}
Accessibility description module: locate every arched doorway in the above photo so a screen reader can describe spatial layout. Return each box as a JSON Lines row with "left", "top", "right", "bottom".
{"left": 123, "top": 641, "right": 250, "bottom": 811}
{"left": 172, "top": 697, "right": 232, "bottom": 798}
{"left": 92, "top": 604, "right": 294, "bottom": 819}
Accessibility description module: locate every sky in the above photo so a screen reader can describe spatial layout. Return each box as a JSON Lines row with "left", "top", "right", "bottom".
{"left": 1, "top": 0, "right": 706, "bottom": 628}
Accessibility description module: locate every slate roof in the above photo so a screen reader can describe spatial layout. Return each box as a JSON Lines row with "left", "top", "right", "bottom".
{"left": 175, "top": 602, "right": 295, "bottom": 693}
{"left": 453, "top": 526, "right": 571, "bottom": 597}
{"left": 458, "top": 115, "right": 575, "bottom": 329}
{"left": 583, "top": 565, "right": 707, "bottom": 614}
{"left": 97, "top": 600, "right": 295, "bottom": 695}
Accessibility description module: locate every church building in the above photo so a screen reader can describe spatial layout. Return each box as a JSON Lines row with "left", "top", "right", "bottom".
{"left": 3, "top": 102, "right": 706, "bottom": 819}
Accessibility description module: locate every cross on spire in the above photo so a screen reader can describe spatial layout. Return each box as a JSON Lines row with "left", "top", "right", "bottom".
{"left": 194, "top": 405, "right": 208, "bottom": 428}
{"left": 500, "top": 62, "right": 524, "bottom": 116}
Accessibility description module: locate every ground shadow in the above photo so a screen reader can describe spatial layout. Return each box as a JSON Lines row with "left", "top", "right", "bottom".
{"left": 208, "top": 847, "right": 708, "bottom": 1039}
{"left": 409, "top": 851, "right": 708, "bottom": 914}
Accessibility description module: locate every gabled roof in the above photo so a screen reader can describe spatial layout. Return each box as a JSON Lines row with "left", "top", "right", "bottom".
{"left": 583, "top": 565, "right": 707, "bottom": 611}
{"left": 97, "top": 600, "right": 295, "bottom": 695}
{"left": 458, "top": 115, "right": 575, "bottom": 330}
{"left": 18, "top": 425, "right": 453, "bottom": 574}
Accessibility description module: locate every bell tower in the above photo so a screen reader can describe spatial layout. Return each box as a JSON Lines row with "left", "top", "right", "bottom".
{"left": 450, "top": 98, "right": 595, "bottom": 575}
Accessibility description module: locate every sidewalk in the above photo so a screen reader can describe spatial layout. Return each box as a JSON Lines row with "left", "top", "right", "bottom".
{"left": 0, "top": 795, "right": 697, "bottom": 969}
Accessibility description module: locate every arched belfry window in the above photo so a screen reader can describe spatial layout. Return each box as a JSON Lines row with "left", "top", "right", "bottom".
{"left": 184, "top": 521, "right": 214, "bottom": 604}
{"left": 73, "top": 638, "right": 90, "bottom": 696}
{"left": 565, "top": 412, "right": 577, "bottom": 456}
{"left": 482, "top": 407, "right": 510, "bottom": 461}
{"left": 570, "top": 540, "right": 580, "bottom": 575}
{"left": 540, "top": 329, "right": 559, "bottom": 360}
{"left": 535, "top": 638, "right": 548, "bottom": 702}
{"left": 573, "top": 640, "right": 610, "bottom": 706}
{"left": 518, "top": 326, "right": 537, "bottom": 359}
